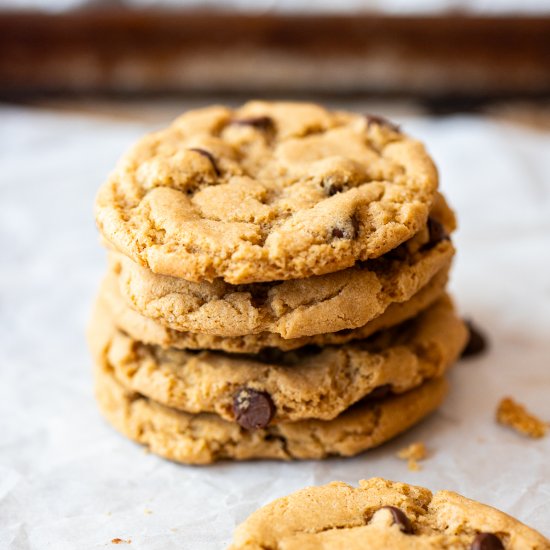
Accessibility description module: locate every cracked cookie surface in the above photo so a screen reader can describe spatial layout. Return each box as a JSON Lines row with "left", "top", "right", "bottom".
{"left": 88, "top": 294, "right": 466, "bottom": 424}
{"left": 110, "top": 191, "right": 455, "bottom": 339}
{"left": 94, "top": 365, "right": 447, "bottom": 464}
{"left": 229, "top": 478, "right": 549, "bottom": 549}
{"left": 111, "top": 234, "right": 454, "bottom": 339}
{"left": 95, "top": 101, "right": 439, "bottom": 284}
{"left": 100, "top": 263, "right": 450, "bottom": 354}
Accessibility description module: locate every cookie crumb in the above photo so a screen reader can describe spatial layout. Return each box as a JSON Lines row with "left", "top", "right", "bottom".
{"left": 397, "top": 442, "right": 428, "bottom": 471}
{"left": 496, "top": 397, "right": 548, "bottom": 439}
{"left": 111, "top": 538, "right": 131, "bottom": 544}
{"left": 144, "top": 508, "right": 153, "bottom": 515}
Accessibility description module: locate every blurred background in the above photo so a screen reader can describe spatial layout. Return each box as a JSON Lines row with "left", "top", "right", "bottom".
{"left": 1, "top": 0, "right": 550, "bottom": 121}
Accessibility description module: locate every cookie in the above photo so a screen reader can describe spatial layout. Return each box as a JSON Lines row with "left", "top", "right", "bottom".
{"left": 111, "top": 231, "right": 454, "bottom": 339}
{"left": 230, "top": 478, "right": 549, "bottom": 549}
{"left": 88, "top": 294, "right": 466, "bottom": 424}
{"left": 94, "top": 364, "right": 448, "bottom": 464}
{"left": 100, "top": 263, "right": 450, "bottom": 354}
{"left": 95, "top": 101, "right": 439, "bottom": 284}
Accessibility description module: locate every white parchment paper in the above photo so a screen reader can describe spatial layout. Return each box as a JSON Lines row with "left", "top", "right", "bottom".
{"left": 1, "top": 103, "right": 549, "bottom": 549}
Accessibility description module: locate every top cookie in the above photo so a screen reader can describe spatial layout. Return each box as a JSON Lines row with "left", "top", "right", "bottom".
{"left": 230, "top": 478, "right": 549, "bottom": 550}
{"left": 95, "top": 101, "right": 439, "bottom": 283}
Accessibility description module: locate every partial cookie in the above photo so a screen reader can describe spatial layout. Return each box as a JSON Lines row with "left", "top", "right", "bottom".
{"left": 95, "top": 101, "right": 439, "bottom": 284}
{"left": 89, "top": 294, "right": 466, "bottom": 424}
{"left": 111, "top": 234, "right": 454, "bottom": 339}
{"left": 100, "top": 263, "right": 450, "bottom": 354}
{"left": 230, "top": 478, "right": 549, "bottom": 549}
{"left": 95, "top": 364, "right": 448, "bottom": 464}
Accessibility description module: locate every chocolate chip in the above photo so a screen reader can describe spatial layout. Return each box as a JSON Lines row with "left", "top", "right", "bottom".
{"left": 365, "top": 384, "right": 392, "bottom": 401}
{"left": 427, "top": 217, "right": 448, "bottom": 243}
{"left": 248, "top": 284, "right": 270, "bottom": 309}
{"left": 421, "top": 217, "right": 449, "bottom": 251}
{"left": 461, "top": 320, "right": 488, "bottom": 358}
{"left": 233, "top": 388, "right": 275, "bottom": 430}
{"left": 471, "top": 533, "right": 504, "bottom": 550}
{"left": 230, "top": 116, "right": 275, "bottom": 131}
{"left": 380, "top": 506, "right": 413, "bottom": 534}
{"left": 365, "top": 114, "right": 401, "bottom": 133}
{"left": 324, "top": 182, "right": 344, "bottom": 196}
{"left": 188, "top": 147, "right": 220, "bottom": 176}
{"left": 331, "top": 216, "right": 359, "bottom": 240}
{"left": 321, "top": 175, "right": 348, "bottom": 196}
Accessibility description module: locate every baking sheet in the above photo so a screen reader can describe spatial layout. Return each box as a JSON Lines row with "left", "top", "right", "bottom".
{"left": 3, "top": 0, "right": 550, "bottom": 14}
{"left": 0, "top": 102, "right": 549, "bottom": 549}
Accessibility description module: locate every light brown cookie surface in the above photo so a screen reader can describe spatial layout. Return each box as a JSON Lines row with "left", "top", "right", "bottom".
{"left": 95, "top": 101, "right": 439, "bottom": 284}
{"left": 89, "top": 294, "right": 466, "bottom": 424}
{"left": 230, "top": 478, "right": 550, "bottom": 549}
{"left": 94, "top": 364, "right": 448, "bottom": 464}
{"left": 112, "top": 235, "right": 454, "bottom": 339}
{"left": 100, "top": 263, "right": 450, "bottom": 354}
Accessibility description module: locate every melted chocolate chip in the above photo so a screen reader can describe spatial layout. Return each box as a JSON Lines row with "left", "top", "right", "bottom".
{"left": 324, "top": 182, "right": 343, "bottom": 196}
{"left": 233, "top": 388, "right": 275, "bottom": 430}
{"left": 188, "top": 147, "right": 220, "bottom": 176}
{"left": 421, "top": 217, "right": 449, "bottom": 251}
{"left": 365, "top": 114, "right": 401, "bottom": 133}
{"left": 380, "top": 506, "right": 413, "bottom": 534}
{"left": 471, "top": 533, "right": 504, "bottom": 550}
{"left": 461, "top": 320, "right": 488, "bottom": 358}
{"left": 331, "top": 216, "right": 359, "bottom": 240}
{"left": 428, "top": 217, "right": 448, "bottom": 243}
{"left": 248, "top": 284, "right": 271, "bottom": 309}
{"left": 230, "top": 116, "right": 275, "bottom": 131}
{"left": 321, "top": 175, "right": 348, "bottom": 196}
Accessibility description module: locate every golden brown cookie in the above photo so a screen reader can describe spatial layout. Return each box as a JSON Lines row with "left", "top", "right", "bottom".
{"left": 110, "top": 233, "right": 454, "bottom": 338}
{"left": 106, "top": 184, "right": 456, "bottom": 338}
{"left": 108, "top": 192, "right": 454, "bottom": 339}
{"left": 229, "top": 478, "right": 550, "bottom": 549}
{"left": 88, "top": 294, "right": 466, "bottom": 425}
{"left": 95, "top": 101, "right": 439, "bottom": 284}
{"left": 94, "top": 363, "right": 448, "bottom": 464}
{"left": 99, "top": 263, "right": 450, "bottom": 354}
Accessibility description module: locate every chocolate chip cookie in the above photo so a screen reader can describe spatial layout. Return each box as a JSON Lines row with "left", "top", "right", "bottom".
{"left": 229, "top": 478, "right": 549, "bottom": 549}
{"left": 99, "top": 262, "right": 450, "bottom": 354}
{"left": 95, "top": 101, "right": 439, "bottom": 284}
{"left": 110, "top": 225, "right": 453, "bottom": 338}
{"left": 94, "top": 364, "right": 448, "bottom": 464}
{"left": 89, "top": 294, "right": 466, "bottom": 425}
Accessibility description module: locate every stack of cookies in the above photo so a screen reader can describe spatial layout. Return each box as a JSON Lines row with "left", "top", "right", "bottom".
{"left": 89, "top": 101, "right": 468, "bottom": 465}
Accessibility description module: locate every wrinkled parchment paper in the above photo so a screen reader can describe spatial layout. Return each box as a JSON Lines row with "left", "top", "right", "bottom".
{"left": 1, "top": 103, "right": 549, "bottom": 549}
